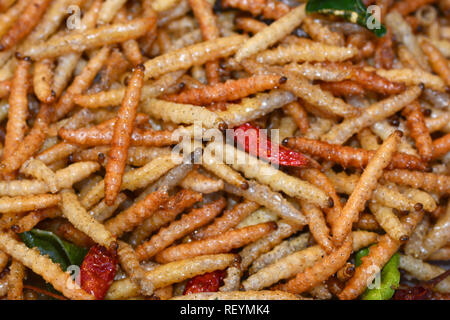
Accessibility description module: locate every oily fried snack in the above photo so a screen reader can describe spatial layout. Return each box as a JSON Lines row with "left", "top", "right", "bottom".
{"left": 172, "top": 291, "right": 300, "bottom": 300}
{"left": 332, "top": 131, "right": 402, "bottom": 245}
{"left": 319, "top": 81, "right": 364, "bottom": 97}
{"left": 374, "top": 68, "right": 445, "bottom": 91}
{"left": 106, "top": 254, "right": 237, "bottom": 299}
{"left": 20, "top": 159, "right": 58, "bottom": 193}
{"left": 155, "top": 222, "right": 277, "bottom": 263}
{"left": 202, "top": 149, "right": 248, "bottom": 189}
{"left": 420, "top": 37, "right": 450, "bottom": 86}
{"left": 56, "top": 221, "right": 94, "bottom": 248}
{"left": 402, "top": 101, "right": 433, "bottom": 161}
{"left": 164, "top": 75, "right": 284, "bottom": 105}
{"left": 193, "top": 200, "right": 260, "bottom": 240}
{"left": 0, "top": 232, "right": 94, "bottom": 300}
{"left": 285, "top": 137, "right": 427, "bottom": 171}
{"left": 418, "top": 203, "right": 450, "bottom": 259}
{"left": 33, "top": 59, "right": 54, "bottom": 103}
{"left": 89, "top": 193, "right": 127, "bottom": 223}
{"left": 113, "top": 9, "right": 144, "bottom": 66}
{"left": 432, "top": 133, "right": 450, "bottom": 159}
{"left": 0, "top": 0, "right": 28, "bottom": 39}
{"left": 302, "top": 17, "right": 344, "bottom": 47}
{"left": 105, "top": 65, "right": 145, "bottom": 205}
{"left": 322, "top": 86, "right": 422, "bottom": 144}
{"left": 179, "top": 170, "right": 224, "bottom": 193}
{"left": 369, "top": 202, "right": 408, "bottom": 242}
{"left": 222, "top": 0, "right": 290, "bottom": 20}
{"left": 0, "top": 0, "right": 51, "bottom": 51}
{"left": 0, "top": 161, "right": 101, "bottom": 197}
{"left": 0, "top": 194, "right": 59, "bottom": 213}
{"left": 283, "top": 101, "right": 309, "bottom": 134}
{"left": 7, "top": 259, "right": 25, "bottom": 300}
{"left": 60, "top": 189, "right": 116, "bottom": 250}
{"left": 383, "top": 169, "right": 450, "bottom": 195}
{"left": 136, "top": 198, "right": 226, "bottom": 260}
{"left": 104, "top": 188, "right": 169, "bottom": 237}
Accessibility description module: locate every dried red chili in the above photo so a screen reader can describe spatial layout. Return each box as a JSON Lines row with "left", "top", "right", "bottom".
{"left": 80, "top": 245, "right": 118, "bottom": 300}
{"left": 183, "top": 270, "right": 226, "bottom": 295}
{"left": 233, "top": 123, "right": 308, "bottom": 167}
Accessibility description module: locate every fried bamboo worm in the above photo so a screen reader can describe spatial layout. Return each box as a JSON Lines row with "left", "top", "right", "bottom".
{"left": 106, "top": 254, "right": 237, "bottom": 299}
{"left": 373, "top": 68, "right": 445, "bottom": 91}
{"left": 418, "top": 203, "right": 450, "bottom": 259}
{"left": 338, "top": 210, "right": 424, "bottom": 300}
{"left": 135, "top": 197, "right": 226, "bottom": 261}
{"left": 283, "top": 101, "right": 309, "bottom": 134}
{"left": 368, "top": 202, "right": 408, "bottom": 242}
{"left": 402, "top": 101, "right": 433, "bottom": 162}
{"left": 179, "top": 170, "right": 224, "bottom": 193}
{"left": 0, "top": 0, "right": 28, "bottom": 39}
{"left": 97, "top": 0, "right": 128, "bottom": 25}
{"left": 20, "top": 158, "right": 58, "bottom": 193}
{"left": 302, "top": 17, "right": 345, "bottom": 47}
{"left": 222, "top": 0, "right": 290, "bottom": 20}
{"left": 35, "top": 142, "right": 79, "bottom": 165}
{"left": 88, "top": 192, "right": 127, "bottom": 223}
{"left": 234, "top": 4, "right": 306, "bottom": 62}
{"left": 0, "top": 103, "right": 52, "bottom": 175}
{"left": 12, "top": 207, "right": 61, "bottom": 233}
{"left": 105, "top": 65, "right": 145, "bottom": 205}
{"left": 0, "top": 0, "right": 51, "bottom": 51}
{"left": 172, "top": 291, "right": 300, "bottom": 300}
{"left": 155, "top": 222, "right": 276, "bottom": 263}
{"left": 0, "top": 194, "right": 60, "bottom": 213}
{"left": 104, "top": 188, "right": 169, "bottom": 237}
{"left": 143, "top": 35, "right": 246, "bottom": 80}
{"left": 432, "top": 133, "right": 450, "bottom": 159}
{"left": 20, "top": 17, "right": 155, "bottom": 60}
{"left": 213, "top": 141, "right": 329, "bottom": 210}
{"left": 53, "top": 46, "right": 111, "bottom": 121}
{"left": 7, "top": 259, "right": 25, "bottom": 300}
{"left": 3, "top": 58, "right": 30, "bottom": 163}
{"left": 0, "top": 232, "right": 94, "bottom": 300}
{"left": 332, "top": 131, "right": 402, "bottom": 245}
{"left": 129, "top": 189, "right": 202, "bottom": 247}
{"left": 193, "top": 200, "right": 260, "bottom": 240}
{"left": 164, "top": 75, "right": 284, "bottom": 105}
{"left": 33, "top": 59, "right": 54, "bottom": 103}
{"left": 420, "top": 37, "right": 450, "bottom": 86}
{"left": 321, "top": 86, "right": 422, "bottom": 144}
{"left": 219, "top": 265, "right": 242, "bottom": 292}
{"left": 60, "top": 189, "right": 117, "bottom": 250}
{"left": 188, "top": 0, "right": 220, "bottom": 84}
{"left": 384, "top": 170, "right": 449, "bottom": 195}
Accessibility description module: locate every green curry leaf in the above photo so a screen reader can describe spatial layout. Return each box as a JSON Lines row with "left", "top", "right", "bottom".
{"left": 306, "top": 0, "right": 387, "bottom": 37}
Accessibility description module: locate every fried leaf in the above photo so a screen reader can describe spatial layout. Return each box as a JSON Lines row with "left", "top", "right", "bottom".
{"left": 306, "top": 0, "right": 387, "bottom": 37}
{"left": 19, "top": 229, "right": 88, "bottom": 271}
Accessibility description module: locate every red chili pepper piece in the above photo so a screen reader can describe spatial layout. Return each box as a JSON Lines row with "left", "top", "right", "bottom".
{"left": 80, "top": 245, "right": 118, "bottom": 300}
{"left": 183, "top": 270, "right": 225, "bottom": 295}
{"left": 233, "top": 123, "right": 308, "bottom": 167}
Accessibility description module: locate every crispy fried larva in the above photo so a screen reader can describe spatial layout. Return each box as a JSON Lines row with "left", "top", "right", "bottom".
{"left": 36, "top": 142, "right": 78, "bottom": 165}
{"left": 374, "top": 68, "right": 446, "bottom": 91}
{"left": 155, "top": 222, "right": 276, "bottom": 263}
{"left": 332, "top": 131, "right": 401, "bottom": 245}
{"left": 143, "top": 35, "right": 246, "bottom": 80}
{"left": 255, "top": 39, "right": 357, "bottom": 65}
{"left": 80, "top": 155, "right": 180, "bottom": 208}
{"left": 0, "top": 161, "right": 100, "bottom": 197}
{"left": 97, "top": 0, "right": 128, "bottom": 25}
{"left": 194, "top": 200, "right": 260, "bottom": 240}
{"left": 21, "top": 18, "right": 155, "bottom": 60}
{"left": 12, "top": 207, "right": 60, "bottom": 233}
{"left": 106, "top": 254, "right": 237, "bottom": 299}
{"left": 249, "top": 233, "right": 309, "bottom": 275}
{"left": 0, "top": 249, "right": 8, "bottom": 273}
{"left": 322, "top": 86, "right": 421, "bottom": 144}
{"left": 283, "top": 101, "right": 309, "bottom": 134}
{"left": 172, "top": 291, "right": 301, "bottom": 300}
{"left": 399, "top": 254, "right": 450, "bottom": 293}
{"left": 400, "top": 186, "right": 437, "bottom": 212}
{"left": 427, "top": 246, "right": 450, "bottom": 261}
{"left": 369, "top": 202, "right": 408, "bottom": 242}
{"left": 7, "top": 259, "right": 25, "bottom": 300}
{"left": 117, "top": 241, "right": 154, "bottom": 297}
{"left": 418, "top": 203, "right": 450, "bottom": 259}
{"left": 420, "top": 37, "right": 450, "bottom": 86}
{"left": 285, "top": 137, "right": 427, "bottom": 171}
{"left": 286, "top": 62, "right": 352, "bottom": 82}
{"left": 105, "top": 65, "right": 145, "bottom": 205}
{"left": 279, "top": 236, "right": 352, "bottom": 294}
{"left": 136, "top": 197, "right": 226, "bottom": 260}
{"left": 432, "top": 133, "right": 450, "bottom": 159}
{"left": 242, "top": 231, "right": 378, "bottom": 291}
{"left": 222, "top": 0, "right": 290, "bottom": 20}
{"left": 89, "top": 193, "right": 127, "bottom": 223}
{"left": 403, "top": 102, "right": 433, "bottom": 161}
{"left": 0, "top": 194, "right": 60, "bottom": 213}
{"left": 33, "top": 59, "right": 54, "bottom": 103}
{"left": 20, "top": 159, "right": 58, "bottom": 193}
{"left": 0, "top": 0, "right": 28, "bottom": 39}
{"left": 0, "top": 232, "right": 94, "bottom": 300}
{"left": 104, "top": 188, "right": 169, "bottom": 237}
{"left": 213, "top": 142, "right": 329, "bottom": 209}
{"left": 141, "top": 98, "right": 226, "bottom": 129}
{"left": 60, "top": 189, "right": 116, "bottom": 249}
{"left": 300, "top": 200, "right": 334, "bottom": 253}
{"left": 302, "top": 17, "right": 345, "bottom": 47}
{"left": 339, "top": 210, "right": 423, "bottom": 300}
{"left": 179, "top": 170, "right": 224, "bottom": 193}
{"left": 0, "top": 0, "right": 51, "bottom": 51}
{"left": 234, "top": 4, "right": 306, "bottom": 62}
{"left": 404, "top": 215, "right": 430, "bottom": 258}
{"left": 383, "top": 169, "right": 450, "bottom": 195}
{"left": 371, "top": 120, "right": 418, "bottom": 157}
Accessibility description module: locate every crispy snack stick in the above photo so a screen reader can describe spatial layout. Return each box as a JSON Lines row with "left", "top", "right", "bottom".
{"left": 105, "top": 65, "right": 145, "bottom": 205}
{"left": 0, "top": 232, "right": 94, "bottom": 300}
{"left": 143, "top": 35, "right": 246, "bottom": 80}
{"left": 194, "top": 200, "right": 260, "bottom": 240}
{"left": 135, "top": 198, "right": 226, "bottom": 260}
{"left": 104, "top": 188, "right": 169, "bottom": 237}
{"left": 164, "top": 75, "right": 284, "bottom": 105}
{"left": 234, "top": 4, "right": 306, "bottom": 62}
{"left": 285, "top": 137, "right": 427, "bottom": 171}
{"left": 60, "top": 189, "right": 116, "bottom": 250}
{"left": 384, "top": 168, "right": 450, "bottom": 194}
{"left": 0, "top": 0, "right": 51, "bottom": 51}
{"left": 155, "top": 222, "right": 276, "bottom": 263}
{"left": 338, "top": 209, "right": 424, "bottom": 300}
{"left": 0, "top": 194, "right": 59, "bottom": 213}
{"left": 129, "top": 189, "right": 202, "bottom": 247}
{"left": 106, "top": 254, "right": 237, "bottom": 299}
{"left": 242, "top": 231, "right": 378, "bottom": 291}
{"left": 321, "top": 86, "right": 422, "bottom": 144}
{"left": 332, "top": 131, "right": 402, "bottom": 245}
{"left": 3, "top": 58, "right": 30, "bottom": 163}
{"left": 20, "top": 17, "right": 155, "bottom": 60}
